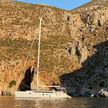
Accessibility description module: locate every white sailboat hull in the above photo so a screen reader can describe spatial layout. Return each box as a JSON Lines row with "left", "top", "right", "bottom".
{"left": 15, "top": 90, "right": 71, "bottom": 99}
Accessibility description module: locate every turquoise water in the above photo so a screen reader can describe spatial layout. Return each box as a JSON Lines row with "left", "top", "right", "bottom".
{"left": 0, "top": 96, "right": 108, "bottom": 108}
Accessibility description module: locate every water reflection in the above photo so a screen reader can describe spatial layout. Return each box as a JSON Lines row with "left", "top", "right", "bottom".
{"left": 0, "top": 96, "right": 108, "bottom": 108}
{"left": 15, "top": 97, "right": 93, "bottom": 108}
{"left": 87, "top": 98, "right": 108, "bottom": 108}
{"left": 15, "top": 98, "right": 69, "bottom": 108}
{"left": 15, "top": 97, "right": 108, "bottom": 108}
{"left": 0, "top": 96, "right": 15, "bottom": 108}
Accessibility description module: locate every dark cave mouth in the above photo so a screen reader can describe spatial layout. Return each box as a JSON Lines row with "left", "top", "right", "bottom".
{"left": 18, "top": 67, "right": 34, "bottom": 91}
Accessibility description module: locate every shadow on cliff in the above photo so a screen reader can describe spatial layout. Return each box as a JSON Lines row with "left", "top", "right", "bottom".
{"left": 18, "top": 67, "right": 34, "bottom": 91}
{"left": 60, "top": 40, "right": 108, "bottom": 96}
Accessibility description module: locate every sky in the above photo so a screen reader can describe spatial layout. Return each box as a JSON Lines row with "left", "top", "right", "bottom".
{"left": 17, "top": 0, "right": 91, "bottom": 10}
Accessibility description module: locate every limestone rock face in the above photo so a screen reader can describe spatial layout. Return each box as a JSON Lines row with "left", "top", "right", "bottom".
{"left": 0, "top": 0, "right": 107, "bottom": 94}
{"left": 0, "top": 0, "right": 15, "bottom": 3}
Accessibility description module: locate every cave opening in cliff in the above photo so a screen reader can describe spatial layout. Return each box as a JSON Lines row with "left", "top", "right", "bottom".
{"left": 18, "top": 67, "right": 34, "bottom": 91}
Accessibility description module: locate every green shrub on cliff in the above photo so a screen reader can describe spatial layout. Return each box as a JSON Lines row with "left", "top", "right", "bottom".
{"left": 8, "top": 80, "right": 16, "bottom": 88}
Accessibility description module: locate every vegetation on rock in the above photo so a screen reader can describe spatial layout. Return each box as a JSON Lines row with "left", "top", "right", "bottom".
{"left": 0, "top": 0, "right": 107, "bottom": 95}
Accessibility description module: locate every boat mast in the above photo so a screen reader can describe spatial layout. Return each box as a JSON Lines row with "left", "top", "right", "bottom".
{"left": 36, "top": 18, "right": 42, "bottom": 89}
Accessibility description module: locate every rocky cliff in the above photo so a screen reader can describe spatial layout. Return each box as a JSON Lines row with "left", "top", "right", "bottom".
{"left": 0, "top": 0, "right": 108, "bottom": 95}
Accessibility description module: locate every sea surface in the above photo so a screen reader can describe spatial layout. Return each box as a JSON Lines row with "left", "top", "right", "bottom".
{"left": 0, "top": 96, "right": 108, "bottom": 108}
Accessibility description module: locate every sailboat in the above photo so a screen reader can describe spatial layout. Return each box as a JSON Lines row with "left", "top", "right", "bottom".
{"left": 15, "top": 18, "right": 71, "bottom": 99}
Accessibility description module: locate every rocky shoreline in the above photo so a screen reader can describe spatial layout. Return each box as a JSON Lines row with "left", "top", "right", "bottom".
{"left": 0, "top": 0, "right": 107, "bottom": 94}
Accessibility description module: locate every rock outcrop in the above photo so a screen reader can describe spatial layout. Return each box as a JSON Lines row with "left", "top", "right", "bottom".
{"left": 0, "top": 0, "right": 107, "bottom": 95}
